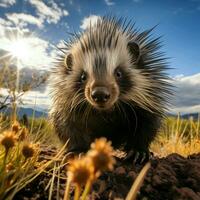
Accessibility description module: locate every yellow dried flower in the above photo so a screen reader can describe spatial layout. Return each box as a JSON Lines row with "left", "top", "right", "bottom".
{"left": 0, "top": 131, "right": 17, "bottom": 151}
{"left": 67, "top": 157, "right": 95, "bottom": 187}
{"left": 11, "top": 122, "right": 20, "bottom": 133}
{"left": 87, "top": 138, "right": 116, "bottom": 173}
{"left": 22, "top": 143, "right": 36, "bottom": 159}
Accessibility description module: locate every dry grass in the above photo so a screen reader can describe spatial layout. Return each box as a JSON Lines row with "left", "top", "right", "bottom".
{"left": 126, "top": 162, "right": 151, "bottom": 200}
{"left": 0, "top": 120, "right": 39, "bottom": 199}
{"left": 0, "top": 116, "right": 66, "bottom": 200}
{"left": 151, "top": 114, "right": 200, "bottom": 157}
{"left": 0, "top": 111, "right": 199, "bottom": 199}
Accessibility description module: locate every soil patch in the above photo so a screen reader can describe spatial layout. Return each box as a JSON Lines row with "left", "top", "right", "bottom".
{"left": 14, "top": 153, "right": 200, "bottom": 200}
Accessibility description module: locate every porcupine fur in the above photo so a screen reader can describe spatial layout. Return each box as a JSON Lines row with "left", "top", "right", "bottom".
{"left": 49, "top": 16, "right": 172, "bottom": 161}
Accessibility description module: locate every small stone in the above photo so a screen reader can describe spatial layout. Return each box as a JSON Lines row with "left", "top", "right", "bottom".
{"left": 115, "top": 166, "right": 126, "bottom": 175}
{"left": 128, "top": 171, "right": 137, "bottom": 180}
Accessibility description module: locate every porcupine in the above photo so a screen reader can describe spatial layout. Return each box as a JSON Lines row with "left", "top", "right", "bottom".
{"left": 49, "top": 16, "right": 172, "bottom": 163}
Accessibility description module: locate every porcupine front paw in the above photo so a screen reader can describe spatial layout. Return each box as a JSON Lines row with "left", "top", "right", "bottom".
{"left": 66, "top": 147, "right": 88, "bottom": 159}
{"left": 123, "top": 149, "right": 152, "bottom": 164}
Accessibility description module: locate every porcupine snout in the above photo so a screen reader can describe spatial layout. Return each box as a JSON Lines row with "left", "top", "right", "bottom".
{"left": 91, "top": 86, "right": 110, "bottom": 103}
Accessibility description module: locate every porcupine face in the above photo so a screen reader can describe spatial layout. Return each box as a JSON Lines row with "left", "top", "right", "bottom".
{"left": 52, "top": 16, "right": 171, "bottom": 118}
{"left": 63, "top": 19, "right": 140, "bottom": 111}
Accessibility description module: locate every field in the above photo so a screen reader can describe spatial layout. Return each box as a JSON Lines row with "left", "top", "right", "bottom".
{"left": 0, "top": 112, "right": 200, "bottom": 200}
{"left": 1, "top": 0, "right": 200, "bottom": 199}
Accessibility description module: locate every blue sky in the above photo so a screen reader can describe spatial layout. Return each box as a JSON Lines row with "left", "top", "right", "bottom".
{"left": 1, "top": 0, "right": 200, "bottom": 75}
{"left": 0, "top": 0, "right": 200, "bottom": 113}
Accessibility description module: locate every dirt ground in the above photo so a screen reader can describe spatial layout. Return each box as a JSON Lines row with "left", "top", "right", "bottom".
{"left": 14, "top": 153, "right": 200, "bottom": 200}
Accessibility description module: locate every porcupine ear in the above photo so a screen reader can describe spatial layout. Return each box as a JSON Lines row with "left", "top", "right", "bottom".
{"left": 127, "top": 42, "right": 141, "bottom": 64}
{"left": 64, "top": 53, "right": 73, "bottom": 71}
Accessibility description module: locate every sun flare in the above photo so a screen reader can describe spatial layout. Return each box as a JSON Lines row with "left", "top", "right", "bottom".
{"left": 0, "top": 29, "right": 52, "bottom": 70}
{"left": 0, "top": 30, "right": 37, "bottom": 69}
{"left": 8, "top": 39, "right": 31, "bottom": 61}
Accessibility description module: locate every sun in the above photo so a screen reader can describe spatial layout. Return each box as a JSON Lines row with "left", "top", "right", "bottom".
{"left": 1, "top": 29, "right": 51, "bottom": 70}
{"left": 8, "top": 38, "right": 31, "bottom": 62}
{"left": 9, "top": 39, "right": 30, "bottom": 61}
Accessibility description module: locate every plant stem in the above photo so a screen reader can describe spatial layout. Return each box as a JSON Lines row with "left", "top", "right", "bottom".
{"left": 63, "top": 178, "right": 71, "bottom": 200}
{"left": 74, "top": 185, "right": 81, "bottom": 200}
{"left": 126, "top": 162, "right": 151, "bottom": 200}
{"left": 81, "top": 180, "right": 92, "bottom": 200}
{"left": 0, "top": 150, "right": 8, "bottom": 199}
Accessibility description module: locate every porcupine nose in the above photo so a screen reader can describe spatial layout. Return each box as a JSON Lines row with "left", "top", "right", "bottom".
{"left": 91, "top": 87, "right": 110, "bottom": 103}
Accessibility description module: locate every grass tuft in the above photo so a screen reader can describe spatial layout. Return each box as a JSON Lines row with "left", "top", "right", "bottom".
{"left": 151, "top": 114, "right": 200, "bottom": 157}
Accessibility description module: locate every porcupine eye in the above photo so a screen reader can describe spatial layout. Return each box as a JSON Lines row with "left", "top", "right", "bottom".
{"left": 80, "top": 71, "right": 87, "bottom": 83}
{"left": 114, "top": 67, "right": 123, "bottom": 79}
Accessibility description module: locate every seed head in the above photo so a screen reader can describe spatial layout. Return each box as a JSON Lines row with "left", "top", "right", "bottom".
{"left": 11, "top": 122, "right": 20, "bottom": 133}
{"left": 87, "top": 138, "right": 116, "bottom": 174}
{"left": 67, "top": 157, "right": 95, "bottom": 187}
{"left": 0, "top": 131, "right": 17, "bottom": 151}
{"left": 22, "top": 143, "right": 36, "bottom": 159}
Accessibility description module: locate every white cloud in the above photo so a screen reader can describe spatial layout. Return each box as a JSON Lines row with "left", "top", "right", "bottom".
{"left": 63, "top": 10, "right": 69, "bottom": 16}
{"left": 0, "top": 17, "right": 13, "bottom": 26}
{"left": 104, "top": 0, "right": 115, "bottom": 6}
{"left": 29, "top": 0, "right": 69, "bottom": 24}
{"left": 0, "top": 17, "right": 13, "bottom": 36}
{"left": 6, "top": 13, "right": 43, "bottom": 28}
{"left": 80, "top": 15, "right": 101, "bottom": 30}
{"left": 0, "top": 86, "right": 51, "bottom": 111}
{"left": 174, "top": 73, "right": 200, "bottom": 85}
{"left": 1, "top": 1, "right": 69, "bottom": 29}
{"left": 0, "top": 27, "right": 53, "bottom": 70}
{"left": 20, "top": 87, "right": 51, "bottom": 111}
{"left": 170, "top": 73, "right": 200, "bottom": 114}
{"left": 0, "top": 0, "right": 15, "bottom": 7}
{"left": 171, "top": 105, "right": 200, "bottom": 114}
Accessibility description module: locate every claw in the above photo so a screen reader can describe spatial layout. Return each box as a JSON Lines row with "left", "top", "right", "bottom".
{"left": 140, "top": 152, "right": 147, "bottom": 164}
{"left": 123, "top": 150, "right": 134, "bottom": 161}
{"left": 123, "top": 150, "right": 150, "bottom": 164}
{"left": 133, "top": 152, "right": 140, "bottom": 163}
